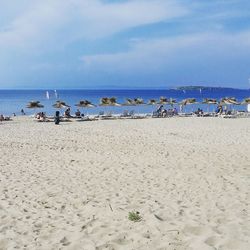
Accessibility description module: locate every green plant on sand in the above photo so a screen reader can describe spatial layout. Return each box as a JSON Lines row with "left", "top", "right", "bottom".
{"left": 128, "top": 211, "right": 142, "bottom": 222}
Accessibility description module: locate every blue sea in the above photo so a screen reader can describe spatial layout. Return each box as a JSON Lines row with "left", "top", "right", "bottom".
{"left": 0, "top": 89, "right": 249, "bottom": 116}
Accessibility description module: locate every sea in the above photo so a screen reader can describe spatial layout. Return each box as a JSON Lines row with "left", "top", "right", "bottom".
{"left": 0, "top": 88, "right": 249, "bottom": 116}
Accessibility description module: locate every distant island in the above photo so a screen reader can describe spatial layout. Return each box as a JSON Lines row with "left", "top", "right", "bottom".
{"left": 173, "top": 86, "right": 243, "bottom": 91}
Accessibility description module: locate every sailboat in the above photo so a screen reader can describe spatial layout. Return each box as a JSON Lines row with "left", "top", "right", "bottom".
{"left": 54, "top": 90, "right": 58, "bottom": 99}
{"left": 46, "top": 91, "right": 50, "bottom": 99}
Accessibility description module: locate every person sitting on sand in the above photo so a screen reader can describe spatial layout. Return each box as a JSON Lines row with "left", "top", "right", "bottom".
{"left": 64, "top": 108, "right": 72, "bottom": 118}
{"left": 156, "top": 105, "right": 164, "bottom": 117}
{"left": 75, "top": 109, "right": 81, "bottom": 117}
{"left": 161, "top": 108, "right": 167, "bottom": 117}
{"left": 216, "top": 105, "right": 223, "bottom": 114}
{"left": 36, "top": 112, "right": 46, "bottom": 121}
{"left": 0, "top": 114, "right": 4, "bottom": 121}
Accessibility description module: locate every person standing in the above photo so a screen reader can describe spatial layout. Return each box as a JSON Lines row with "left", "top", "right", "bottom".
{"left": 54, "top": 111, "right": 60, "bottom": 125}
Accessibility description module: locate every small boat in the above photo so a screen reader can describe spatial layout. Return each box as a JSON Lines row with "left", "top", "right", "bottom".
{"left": 46, "top": 91, "right": 50, "bottom": 99}
{"left": 54, "top": 90, "right": 58, "bottom": 99}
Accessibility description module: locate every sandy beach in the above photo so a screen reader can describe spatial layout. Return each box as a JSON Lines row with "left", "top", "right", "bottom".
{"left": 0, "top": 116, "right": 249, "bottom": 250}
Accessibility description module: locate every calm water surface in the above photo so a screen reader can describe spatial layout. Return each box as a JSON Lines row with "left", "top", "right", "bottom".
{"left": 0, "top": 89, "right": 249, "bottom": 115}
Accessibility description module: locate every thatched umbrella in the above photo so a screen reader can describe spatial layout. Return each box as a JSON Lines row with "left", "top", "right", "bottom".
{"left": 220, "top": 97, "right": 240, "bottom": 113}
{"left": 134, "top": 98, "right": 145, "bottom": 105}
{"left": 168, "top": 98, "right": 177, "bottom": 107}
{"left": 122, "top": 98, "right": 136, "bottom": 106}
{"left": 75, "top": 100, "right": 95, "bottom": 108}
{"left": 179, "top": 98, "right": 197, "bottom": 112}
{"left": 242, "top": 98, "right": 250, "bottom": 112}
{"left": 202, "top": 98, "right": 217, "bottom": 112}
{"left": 26, "top": 101, "right": 44, "bottom": 109}
{"left": 100, "top": 97, "right": 120, "bottom": 106}
{"left": 52, "top": 100, "right": 70, "bottom": 109}
{"left": 242, "top": 97, "right": 250, "bottom": 104}
{"left": 26, "top": 101, "right": 44, "bottom": 115}
{"left": 75, "top": 100, "right": 95, "bottom": 116}
{"left": 147, "top": 99, "right": 157, "bottom": 105}
{"left": 158, "top": 97, "right": 168, "bottom": 105}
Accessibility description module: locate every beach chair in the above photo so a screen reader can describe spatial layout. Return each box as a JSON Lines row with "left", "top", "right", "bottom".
{"left": 152, "top": 111, "right": 161, "bottom": 118}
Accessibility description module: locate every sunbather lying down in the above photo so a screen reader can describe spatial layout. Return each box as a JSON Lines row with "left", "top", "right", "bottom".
{"left": 0, "top": 114, "right": 11, "bottom": 121}
{"left": 36, "top": 112, "right": 47, "bottom": 121}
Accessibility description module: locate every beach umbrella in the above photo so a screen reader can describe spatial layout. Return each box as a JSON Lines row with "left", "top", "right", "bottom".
{"left": 168, "top": 98, "right": 177, "bottom": 107}
{"left": 202, "top": 98, "right": 218, "bottom": 112}
{"left": 220, "top": 97, "right": 239, "bottom": 105}
{"left": 242, "top": 98, "right": 250, "bottom": 112}
{"left": 52, "top": 100, "right": 70, "bottom": 109}
{"left": 75, "top": 100, "right": 96, "bottom": 116}
{"left": 220, "top": 97, "right": 240, "bottom": 113}
{"left": 122, "top": 98, "right": 145, "bottom": 114}
{"left": 122, "top": 98, "right": 145, "bottom": 106}
{"left": 134, "top": 98, "right": 145, "bottom": 105}
{"left": 147, "top": 99, "right": 158, "bottom": 114}
{"left": 158, "top": 97, "right": 168, "bottom": 105}
{"left": 179, "top": 98, "right": 197, "bottom": 112}
{"left": 75, "top": 100, "right": 95, "bottom": 108}
{"left": 147, "top": 99, "right": 157, "bottom": 105}
{"left": 26, "top": 101, "right": 44, "bottom": 109}
{"left": 99, "top": 97, "right": 121, "bottom": 115}
{"left": 122, "top": 98, "right": 136, "bottom": 106}
{"left": 26, "top": 101, "right": 44, "bottom": 115}
{"left": 100, "top": 97, "right": 120, "bottom": 106}
{"left": 180, "top": 98, "right": 197, "bottom": 105}
{"left": 242, "top": 97, "right": 250, "bottom": 104}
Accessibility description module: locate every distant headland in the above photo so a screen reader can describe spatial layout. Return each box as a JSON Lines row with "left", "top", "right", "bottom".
{"left": 172, "top": 86, "right": 247, "bottom": 91}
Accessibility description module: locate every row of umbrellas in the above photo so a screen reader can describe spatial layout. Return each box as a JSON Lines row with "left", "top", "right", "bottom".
{"left": 26, "top": 97, "right": 250, "bottom": 109}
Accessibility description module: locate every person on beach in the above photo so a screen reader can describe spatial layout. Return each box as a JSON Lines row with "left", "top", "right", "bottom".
{"left": 216, "top": 105, "right": 223, "bottom": 114}
{"left": 54, "top": 111, "right": 60, "bottom": 125}
{"left": 75, "top": 109, "right": 81, "bottom": 117}
{"left": 21, "top": 109, "right": 25, "bottom": 115}
{"left": 64, "top": 108, "right": 72, "bottom": 118}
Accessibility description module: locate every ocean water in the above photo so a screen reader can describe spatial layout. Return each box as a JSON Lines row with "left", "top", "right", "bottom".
{"left": 0, "top": 89, "right": 249, "bottom": 115}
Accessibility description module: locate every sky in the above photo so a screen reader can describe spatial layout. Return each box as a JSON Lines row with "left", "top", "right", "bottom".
{"left": 0, "top": 0, "right": 250, "bottom": 89}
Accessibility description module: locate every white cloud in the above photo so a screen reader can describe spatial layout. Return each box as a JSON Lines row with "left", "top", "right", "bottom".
{"left": 80, "top": 31, "right": 250, "bottom": 76}
{"left": 0, "top": 0, "right": 188, "bottom": 50}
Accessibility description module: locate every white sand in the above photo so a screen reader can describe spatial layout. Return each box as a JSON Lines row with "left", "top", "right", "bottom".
{"left": 0, "top": 117, "right": 249, "bottom": 250}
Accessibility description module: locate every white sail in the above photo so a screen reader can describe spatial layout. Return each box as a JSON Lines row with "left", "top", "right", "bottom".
{"left": 46, "top": 91, "right": 50, "bottom": 99}
{"left": 54, "top": 90, "right": 58, "bottom": 99}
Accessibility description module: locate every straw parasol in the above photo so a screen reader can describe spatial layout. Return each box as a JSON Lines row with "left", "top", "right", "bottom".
{"left": 168, "top": 98, "right": 177, "bottom": 107}
{"left": 100, "top": 97, "right": 121, "bottom": 106}
{"left": 202, "top": 98, "right": 218, "bottom": 112}
{"left": 220, "top": 97, "right": 239, "bottom": 105}
{"left": 75, "top": 100, "right": 95, "bottom": 108}
{"left": 147, "top": 99, "right": 157, "bottom": 105}
{"left": 52, "top": 100, "right": 70, "bottom": 109}
{"left": 134, "top": 98, "right": 145, "bottom": 105}
{"left": 220, "top": 97, "right": 240, "bottom": 113}
{"left": 179, "top": 98, "right": 197, "bottom": 112}
{"left": 26, "top": 101, "right": 44, "bottom": 116}
{"left": 242, "top": 98, "right": 250, "bottom": 112}
{"left": 122, "top": 98, "right": 136, "bottom": 106}
{"left": 158, "top": 97, "right": 168, "bottom": 105}
{"left": 241, "top": 97, "right": 250, "bottom": 105}
{"left": 180, "top": 98, "right": 197, "bottom": 105}
{"left": 202, "top": 98, "right": 217, "bottom": 105}
{"left": 26, "top": 101, "right": 44, "bottom": 109}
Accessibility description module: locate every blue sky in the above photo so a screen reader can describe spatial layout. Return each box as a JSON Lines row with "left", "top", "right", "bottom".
{"left": 0, "top": 0, "right": 250, "bottom": 89}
